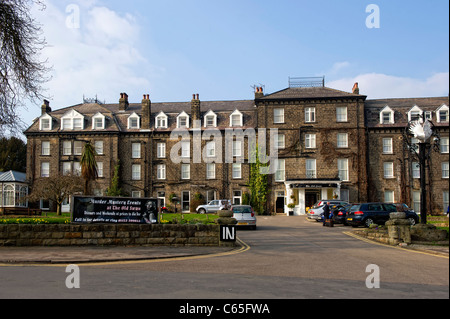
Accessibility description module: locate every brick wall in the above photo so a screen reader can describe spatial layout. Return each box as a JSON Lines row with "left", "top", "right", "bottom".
{"left": 0, "top": 224, "right": 220, "bottom": 247}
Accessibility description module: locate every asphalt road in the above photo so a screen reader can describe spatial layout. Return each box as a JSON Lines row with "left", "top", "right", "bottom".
{"left": 0, "top": 216, "right": 448, "bottom": 300}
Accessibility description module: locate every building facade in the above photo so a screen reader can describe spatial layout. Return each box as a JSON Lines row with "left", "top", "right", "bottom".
{"left": 24, "top": 82, "right": 449, "bottom": 215}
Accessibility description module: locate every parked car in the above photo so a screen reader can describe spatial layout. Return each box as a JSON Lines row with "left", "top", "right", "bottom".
{"left": 346, "top": 202, "right": 419, "bottom": 227}
{"left": 231, "top": 205, "right": 257, "bottom": 230}
{"left": 331, "top": 204, "right": 353, "bottom": 225}
{"left": 308, "top": 200, "right": 349, "bottom": 221}
{"left": 196, "top": 200, "right": 231, "bottom": 214}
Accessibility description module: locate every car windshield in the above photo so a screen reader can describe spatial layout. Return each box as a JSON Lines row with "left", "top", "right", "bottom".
{"left": 384, "top": 204, "right": 397, "bottom": 212}
{"left": 350, "top": 204, "right": 361, "bottom": 212}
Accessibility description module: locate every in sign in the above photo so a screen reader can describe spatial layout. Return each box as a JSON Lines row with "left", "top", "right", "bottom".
{"left": 220, "top": 225, "right": 236, "bottom": 242}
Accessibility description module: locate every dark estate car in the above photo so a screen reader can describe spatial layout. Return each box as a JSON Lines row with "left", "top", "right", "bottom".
{"left": 331, "top": 204, "right": 353, "bottom": 225}
{"left": 346, "top": 203, "right": 419, "bottom": 227}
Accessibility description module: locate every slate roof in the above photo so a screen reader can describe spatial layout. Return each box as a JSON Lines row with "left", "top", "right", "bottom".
{"left": 365, "top": 96, "right": 449, "bottom": 128}
{"left": 0, "top": 170, "right": 27, "bottom": 183}
{"left": 24, "top": 99, "right": 257, "bottom": 134}
{"left": 257, "top": 86, "right": 366, "bottom": 100}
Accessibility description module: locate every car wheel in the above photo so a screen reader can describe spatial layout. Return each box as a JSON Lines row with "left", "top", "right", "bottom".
{"left": 198, "top": 208, "right": 206, "bottom": 214}
{"left": 408, "top": 217, "right": 416, "bottom": 226}
{"left": 364, "top": 218, "right": 375, "bottom": 227}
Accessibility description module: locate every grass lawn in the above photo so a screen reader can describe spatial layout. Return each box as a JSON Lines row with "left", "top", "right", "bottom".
{"left": 160, "top": 213, "right": 219, "bottom": 224}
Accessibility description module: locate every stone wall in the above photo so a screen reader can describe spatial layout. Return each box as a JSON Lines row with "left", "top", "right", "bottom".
{"left": 0, "top": 224, "right": 220, "bottom": 247}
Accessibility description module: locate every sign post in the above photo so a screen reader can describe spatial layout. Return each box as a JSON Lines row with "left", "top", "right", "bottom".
{"left": 71, "top": 196, "right": 158, "bottom": 224}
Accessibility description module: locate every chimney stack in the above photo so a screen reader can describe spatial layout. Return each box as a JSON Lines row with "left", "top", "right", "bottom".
{"left": 352, "top": 83, "right": 360, "bottom": 95}
{"left": 119, "top": 93, "right": 129, "bottom": 111}
{"left": 191, "top": 93, "right": 201, "bottom": 128}
{"left": 41, "top": 100, "right": 51, "bottom": 115}
{"left": 254, "top": 86, "right": 264, "bottom": 99}
{"left": 141, "top": 94, "right": 151, "bottom": 130}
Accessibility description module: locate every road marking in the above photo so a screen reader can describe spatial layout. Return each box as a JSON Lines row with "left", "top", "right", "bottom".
{"left": 0, "top": 237, "right": 251, "bottom": 268}
{"left": 344, "top": 231, "right": 449, "bottom": 259}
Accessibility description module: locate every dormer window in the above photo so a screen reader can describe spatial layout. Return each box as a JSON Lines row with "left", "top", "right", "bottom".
{"left": 128, "top": 112, "right": 140, "bottom": 129}
{"left": 380, "top": 106, "right": 395, "bottom": 124}
{"left": 61, "top": 109, "right": 85, "bottom": 130}
{"left": 230, "top": 109, "right": 243, "bottom": 127}
{"left": 92, "top": 112, "right": 106, "bottom": 130}
{"left": 408, "top": 105, "right": 423, "bottom": 122}
{"left": 39, "top": 113, "right": 53, "bottom": 131}
{"left": 155, "top": 111, "right": 168, "bottom": 129}
{"left": 204, "top": 110, "right": 217, "bottom": 128}
{"left": 177, "top": 111, "right": 190, "bottom": 128}
{"left": 437, "top": 104, "right": 449, "bottom": 123}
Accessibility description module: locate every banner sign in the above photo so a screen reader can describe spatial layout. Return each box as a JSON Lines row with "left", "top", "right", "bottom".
{"left": 72, "top": 196, "right": 158, "bottom": 224}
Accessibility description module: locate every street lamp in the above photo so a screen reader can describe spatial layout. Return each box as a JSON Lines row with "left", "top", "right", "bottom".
{"left": 405, "top": 116, "right": 440, "bottom": 225}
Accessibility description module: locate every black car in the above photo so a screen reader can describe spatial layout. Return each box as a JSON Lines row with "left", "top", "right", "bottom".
{"left": 331, "top": 204, "right": 353, "bottom": 225}
{"left": 346, "top": 203, "right": 419, "bottom": 227}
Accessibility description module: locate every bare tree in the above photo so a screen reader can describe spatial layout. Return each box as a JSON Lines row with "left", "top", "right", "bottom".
{"left": 28, "top": 174, "right": 83, "bottom": 215}
{"left": 0, "top": 0, "right": 50, "bottom": 136}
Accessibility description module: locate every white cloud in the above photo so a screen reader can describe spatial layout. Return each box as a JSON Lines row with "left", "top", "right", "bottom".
{"left": 328, "top": 72, "right": 449, "bottom": 99}
{"left": 28, "top": 0, "right": 154, "bottom": 115}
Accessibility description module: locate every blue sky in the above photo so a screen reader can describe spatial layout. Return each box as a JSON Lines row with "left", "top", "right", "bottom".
{"left": 21, "top": 0, "right": 449, "bottom": 132}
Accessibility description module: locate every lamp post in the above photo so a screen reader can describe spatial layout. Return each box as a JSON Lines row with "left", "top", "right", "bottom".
{"left": 405, "top": 116, "right": 440, "bottom": 225}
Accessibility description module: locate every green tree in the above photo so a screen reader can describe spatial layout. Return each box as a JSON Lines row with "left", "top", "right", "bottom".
{"left": 248, "top": 144, "right": 269, "bottom": 215}
{"left": 80, "top": 141, "right": 98, "bottom": 195}
{"left": 0, "top": 136, "right": 27, "bottom": 172}
{"left": 106, "top": 160, "right": 126, "bottom": 197}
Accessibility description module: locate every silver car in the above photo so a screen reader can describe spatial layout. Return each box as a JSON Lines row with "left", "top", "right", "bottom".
{"left": 232, "top": 205, "right": 257, "bottom": 230}
{"left": 308, "top": 200, "right": 349, "bottom": 221}
{"left": 196, "top": 199, "right": 231, "bottom": 214}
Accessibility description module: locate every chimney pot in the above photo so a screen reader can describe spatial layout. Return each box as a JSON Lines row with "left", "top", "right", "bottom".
{"left": 352, "top": 82, "right": 360, "bottom": 94}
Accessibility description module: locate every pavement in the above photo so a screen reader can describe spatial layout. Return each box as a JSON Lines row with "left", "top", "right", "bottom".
{"left": 0, "top": 245, "right": 240, "bottom": 265}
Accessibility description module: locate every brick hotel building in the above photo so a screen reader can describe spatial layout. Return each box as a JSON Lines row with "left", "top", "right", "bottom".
{"left": 24, "top": 80, "right": 449, "bottom": 215}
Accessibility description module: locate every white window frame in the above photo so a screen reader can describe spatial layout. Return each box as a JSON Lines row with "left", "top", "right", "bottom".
{"left": 305, "top": 107, "right": 316, "bottom": 123}
{"left": 62, "top": 162, "right": 72, "bottom": 176}
{"left": 382, "top": 138, "right": 393, "bottom": 154}
{"left": 305, "top": 134, "right": 316, "bottom": 149}
{"left": 94, "top": 141, "right": 104, "bottom": 155}
{"left": 63, "top": 141, "right": 72, "bottom": 156}
{"left": 155, "top": 112, "right": 168, "bottom": 129}
{"left": 132, "top": 143, "right": 141, "bottom": 159}
{"left": 206, "top": 163, "right": 216, "bottom": 179}
{"left": 206, "top": 141, "right": 216, "bottom": 157}
{"left": 41, "top": 141, "right": 50, "bottom": 156}
{"left": 92, "top": 112, "right": 106, "bottom": 130}
{"left": 177, "top": 111, "right": 190, "bottom": 128}
{"left": 441, "top": 137, "right": 449, "bottom": 154}
{"left": 306, "top": 159, "right": 316, "bottom": 179}
{"left": 384, "top": 190, "right": 394, "bottom": 203}
{"left": 181, "top": 164, "right": 190, "bottom": 180}
{"left": 276, "top": 134, "right": 285, "bottom": 149}
{"left": 128, "top": 112, "right": 141, "bottom": 129}
{"left": 337, "top": 133, "right": 348, "bottom": 148}
{"left": 437, "top": 104, "right": 449, "bottom": 123}
{"left": 275, "top": 159, "right": 285, "bottom": 182}
{"left": 274, "top": 108, "right": 284, "bottom": 124}
{"left": 442, "top": 162, "right": 449, "bottom": 179}
{"left": 338, "top": 158, "right": 349, "bottom": 181}
{"left": 39, "top": 114, "right": 52, "bottom": 131}
{"left": 336, "top": 106, "right": 348, "bottom": 122}
{"left": 97, "top": 162, "right": 103, "bottom": 178}
{"left": 61, "top": 109, "right": 85, "bottom": 130}
{"left": 157, "top": 143, "right": 166, "bottom": 158}
{"left": 384, "top": 162, "right": 394, "bottom": 179}
{"left": 408, "top": 105, "right": 423, "bottom": 122}
{"left": 132, "top": 164, "right": 141, "bottom": 180}
{"left": 41, "top": 162, "right": 50, "bottom": 178}
{"left": 181, "top": 141, "right": 190, "bottom": 158}
{"left": 74, "top": 141, "right": 83, "bottom": 156}
{"left": 230, "top": 109, "right": 243, "bottom": 127}
{"left": 412, "top": 162, "right": 420, "bottom": 179}
{"left": 232, "top": 163, "right": 242, "bottom": 179}
{"left": 204, "top": 110, "right": 217, "bottom": 128}
{"left": 232, "top": 140, "right": 242, "bottom": 157}
{"left": 157, "top": 164, "right": 166, "bottom": 180}
{"left": 379, "top": 106, "right": 395, "bottom": 124}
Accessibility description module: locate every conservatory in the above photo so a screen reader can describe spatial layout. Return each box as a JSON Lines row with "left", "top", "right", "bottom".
{"left": 0, "top": 171, "right": 29, "bottom": 212}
